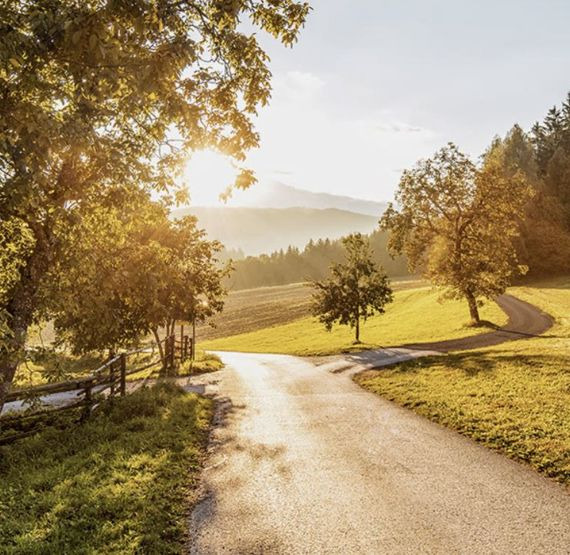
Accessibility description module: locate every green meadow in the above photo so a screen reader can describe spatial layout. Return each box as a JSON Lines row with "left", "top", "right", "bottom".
{"left": 201, "top": 286, "right": 507, "bottom": 356}
{"left": 356, "top": 278, "right": 570, "bottom": 485}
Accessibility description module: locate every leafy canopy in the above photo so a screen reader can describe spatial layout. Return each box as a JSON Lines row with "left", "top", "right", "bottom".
{"left": 52, "top": 194, "right": 228, "bottom": 354}
{"left": 0, "top": 0, "right": 309, "bottom": 313}
{"left": 381, "top": 143, "right": 530, "bottom": 322}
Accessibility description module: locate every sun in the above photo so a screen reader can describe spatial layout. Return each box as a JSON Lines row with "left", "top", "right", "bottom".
{"left": 182, "top": 149, "right": 239, "bottom": 206}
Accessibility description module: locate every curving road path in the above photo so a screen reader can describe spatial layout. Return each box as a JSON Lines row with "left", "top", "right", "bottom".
{"left": 400, "top": 293, "right": 554, "bottom": 352}
{"left": 188, "top": 295, "right": 568, "bottom": 554}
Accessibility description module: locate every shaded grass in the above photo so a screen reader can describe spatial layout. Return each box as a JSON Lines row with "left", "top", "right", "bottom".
{"left": 201, "top": 286, "right": 507, "bottom": 356}
{"left": 13, "top": 351, "right": 105, "bottom": 389}
{"left": 356, "top": 277, "right": 570, "bottom": 485}
{"left": 0, "top": 383, "right": 212, "bottom": 553}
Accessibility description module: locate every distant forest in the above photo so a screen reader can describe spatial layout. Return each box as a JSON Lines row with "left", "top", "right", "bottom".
{"left": 225, "top": 230, "right": 408, "bottom": 290}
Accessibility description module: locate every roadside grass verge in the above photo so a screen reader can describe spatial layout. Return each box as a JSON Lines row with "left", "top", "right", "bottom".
{"left": 126, "top": 351, "right": 223, "bottom": 381}
{"left": 0, "top": 383, "right": 212, "bottom": 553}
{"left": 178, "top": 352, "right": 223, "bottom": 376}
{"left": 201, "top": 286, "right": 507, "bottom": 356}
{"left": 355, "top": 277, "right": 570, "bottom": 486}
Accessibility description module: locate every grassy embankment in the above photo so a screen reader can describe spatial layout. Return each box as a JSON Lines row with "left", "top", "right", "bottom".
{"left": 356, "top": 277, "right": 570, "bottom": 485}
{"left": 201, "top": 285, "right": 507, "bottom": 356}
{"left": 0, "top": 383, "right": 212, "bottom": 553}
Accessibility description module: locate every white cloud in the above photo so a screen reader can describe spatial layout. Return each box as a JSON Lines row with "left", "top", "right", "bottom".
{"left": 272, "top": 71, "right": 325, "bottom": 104}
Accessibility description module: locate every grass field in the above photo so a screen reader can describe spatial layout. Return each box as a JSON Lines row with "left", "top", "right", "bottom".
{"left": 201, "top": 286, "right": 508, "bottom": 356}
{"left": 196, "top": 278, "right": 428, "bottom": 342}
{"left": 356, "top": 277, "right": 570, "bottom": 485}
{"left": 0, "top": 384, "right": 212, "bottom": 553}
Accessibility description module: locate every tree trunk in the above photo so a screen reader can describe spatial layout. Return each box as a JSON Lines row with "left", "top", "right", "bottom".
{"left": 355, "top": 315, "right": 361, "bottom": 343}
{"left": 466, "top": 291, "right": 480, "bottom": 324}
{"left": 0, "top": 244, "right": 46, "bottom": 413}
{"left": 0, "top": 324, "right": 28, "bottom": 414}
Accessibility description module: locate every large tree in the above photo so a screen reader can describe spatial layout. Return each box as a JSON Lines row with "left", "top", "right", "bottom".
{"left": 0, "top": 0, "right": 309, "bottom": 409}
{"left": 53, "top": 199, "right": 227, "bottom": 367}
{"left": 311, "top": 233, "right": 393, "bottom": 343}
{"left": 381, "top": 143, "right": 530, "bottom": 324}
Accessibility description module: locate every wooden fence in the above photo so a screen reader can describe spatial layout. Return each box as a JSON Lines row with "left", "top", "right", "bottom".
{"left": 0, "top": 331, "right": 195, "bottom": 445}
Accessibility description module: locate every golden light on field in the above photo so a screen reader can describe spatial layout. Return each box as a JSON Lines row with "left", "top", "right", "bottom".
{"left": 183, "top": 149, "right": 239, "bottom": 205}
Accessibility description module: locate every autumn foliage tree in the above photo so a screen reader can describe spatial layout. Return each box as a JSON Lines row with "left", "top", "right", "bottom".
{"left": 311, "top": 233, "right": 393, "bottom": 343}
{"left": 0, "top": 0, "right": 309, "bottom": 409}
{"left": 381, "top": 143, "right": 531, "bottom": 324}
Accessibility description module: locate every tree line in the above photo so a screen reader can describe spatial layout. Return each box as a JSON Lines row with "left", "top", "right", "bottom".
{"left": 226, "top": 230, "right": 409, "bottom": 290}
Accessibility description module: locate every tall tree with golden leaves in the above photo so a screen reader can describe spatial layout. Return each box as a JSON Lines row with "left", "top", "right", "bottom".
{"left": 381, "top": 143, "right": 531, "bottom": 324}
{"left": 0, "top": 0, "right": 309, "bottom": 410}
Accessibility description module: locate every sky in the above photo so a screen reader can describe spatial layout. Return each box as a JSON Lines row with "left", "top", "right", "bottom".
{"left": 185, "top": 0, "right": 570, "bottom": 205}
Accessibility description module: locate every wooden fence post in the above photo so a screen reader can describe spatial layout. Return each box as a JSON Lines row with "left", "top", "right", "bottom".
{"left": 170, "top": 335, "right": 176, "bottom": 373}
{"left": 120, "top": 353, "right": 126, "bottom": 396}
{"left": 109, "top": 359, "right": 115, "bottom": 398}
{"left": 192, "top": 317, "right": 196, "bottom": 361}
{"left": 82, "top": 379, "right": 94, "bottom": 421}
{"left": 161, "top": 337, "right": 167, "bottom": 374}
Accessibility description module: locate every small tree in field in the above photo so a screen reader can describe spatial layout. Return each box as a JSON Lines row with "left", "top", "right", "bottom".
{"left": 311, "top": 234, "right": 393, "bottom": 343}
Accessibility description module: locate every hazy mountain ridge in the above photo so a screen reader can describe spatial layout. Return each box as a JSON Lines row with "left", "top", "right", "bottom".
{"left": 224, "top": 181, "right": 387, "bottom": 217}
{"left": 173, "top": 206, "right": 379, "bottom": 255}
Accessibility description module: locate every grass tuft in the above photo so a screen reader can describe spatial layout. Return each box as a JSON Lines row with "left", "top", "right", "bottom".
{"left": 178, "top": 352, "right": 223, "bottom": 376}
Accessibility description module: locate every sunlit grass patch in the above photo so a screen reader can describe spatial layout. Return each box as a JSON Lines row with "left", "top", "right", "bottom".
{"left": 201, "top": 286, "right": 507, "bottom": 356}
{"left": 356, "top": 277, "right": 570, "bottom": 485}
{"left": 178, "top": 351, "right": 223, "bottom": 376}
{"left": 0, "top": 383, "right": 212, "bottom": 553}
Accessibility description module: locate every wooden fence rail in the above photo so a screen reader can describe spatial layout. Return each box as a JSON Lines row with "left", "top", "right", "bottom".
{"left": 0, "top": 329, "right": 195, "bottom": 445}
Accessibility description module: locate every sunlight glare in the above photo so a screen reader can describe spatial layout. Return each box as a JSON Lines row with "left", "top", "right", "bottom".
{"left": 183, "top": 149, "right": 238, "bottom": 206}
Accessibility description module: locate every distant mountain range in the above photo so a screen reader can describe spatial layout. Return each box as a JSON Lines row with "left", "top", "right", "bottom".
{"left": 224, "top": 181, "right": 386, "bottom": 217}
{"left": 173, "top": 206, "right": 378, "bottom": 255}
{"left": 173, "top": 184, "right": 386, "bottom": 255}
